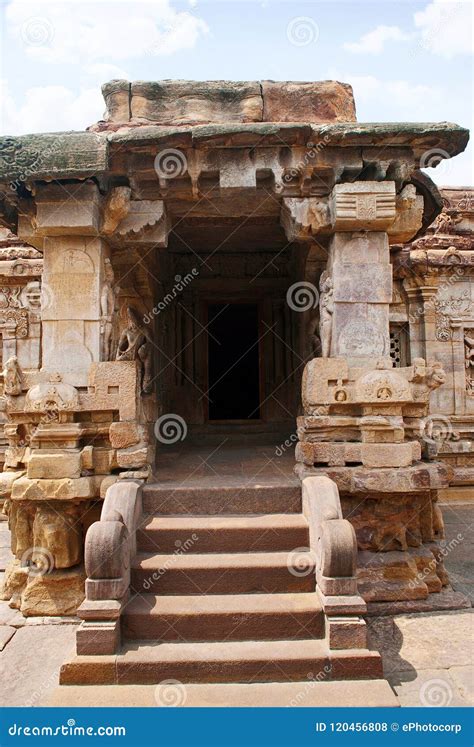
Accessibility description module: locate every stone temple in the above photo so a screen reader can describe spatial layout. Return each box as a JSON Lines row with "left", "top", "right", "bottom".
{"left": 0, "top": 80, "right": 471, "bottom": 702}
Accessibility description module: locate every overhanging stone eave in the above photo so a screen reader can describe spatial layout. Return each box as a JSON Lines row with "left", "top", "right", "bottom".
{"left": 106, "top": 120, "right": 469, "bottom": 152}
{"left": 0, "top": 130, "right": 108, "bottom": 183}
{"left": 0, "top": 119, "right": 468, "bottom": 183}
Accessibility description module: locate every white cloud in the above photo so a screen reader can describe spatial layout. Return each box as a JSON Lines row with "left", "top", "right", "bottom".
{"left": 414, "top": 0, "right": 473, "bottom": 58}
{"left": 328, "top": 70, "right": 441, "bottom": 116}
{"left": 343, "top": 25, "right": 410, "bottom": 54}
{"left": 6, "top": 0, "right": 209, "bottom": 64}
{"left": 82, "top": 64, "right": 132, "bottom": 86}
{"left": 0, "top": 79, "right": 104, "bottom": 135}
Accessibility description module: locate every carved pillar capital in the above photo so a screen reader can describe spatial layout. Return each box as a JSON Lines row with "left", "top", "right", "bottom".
{"left": 330, "top": 181, "right": 396, "bottom": 231}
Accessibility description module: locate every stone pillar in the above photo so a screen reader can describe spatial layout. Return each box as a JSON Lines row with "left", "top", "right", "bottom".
{"left": 35, "top": 183, "right": 109, "bottom": 382}
{"left": 1, "top": 182, "right": 155, "bottom": 616}
{"left": 325, "top": 182, "right": 396, "bottom": 365}
{"left": 296, "top": 180, "right": 453, "bottom": 608}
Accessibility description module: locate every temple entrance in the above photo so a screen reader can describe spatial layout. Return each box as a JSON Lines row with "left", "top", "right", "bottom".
{"left": 207, "top": 302, "right": 260, "bottom": 421}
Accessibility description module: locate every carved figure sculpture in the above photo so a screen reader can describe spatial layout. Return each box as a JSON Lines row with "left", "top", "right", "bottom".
{"left": 319, "top": 272, "right": 333, "bottom": 358}
{"left": 116, "top": 306, "right": 153, "bottom": 394}
{"left": 3, "top": 356, "right": 22, "bottom": 395}
{"left": 100, "top": 259, "right": 117, "bottom": 361}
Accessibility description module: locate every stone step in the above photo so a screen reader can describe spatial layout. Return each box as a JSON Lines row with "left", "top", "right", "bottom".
{"left": 131, "top": 551, "right": 316, "bottom": 594}
{"left": 137, "top": 514, "right": 309, "bottom": 553}
{"left": 141, "top": 484, "right": 301, "bottom": 515}
{"left": 122, "top": 592, "right": 325, "bottom": 641}
{"left": 49, "top": 680, "right": 399, "bottom": 708}
{"left": 60, "top": 639, "right": 383, "bottom": 686}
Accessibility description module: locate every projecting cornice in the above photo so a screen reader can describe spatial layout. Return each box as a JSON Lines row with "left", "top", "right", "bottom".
{"left": 0, "top": 121, "right": 469, "bottom": 184}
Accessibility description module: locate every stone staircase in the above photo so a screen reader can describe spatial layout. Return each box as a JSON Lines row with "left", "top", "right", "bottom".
{"left": 60, "top": 481, "right": 384, "bottom": 689}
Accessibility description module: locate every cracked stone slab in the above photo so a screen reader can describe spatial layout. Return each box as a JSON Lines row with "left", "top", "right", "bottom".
{"left": 0, "top": 624, "right": 78, "bottom": 706}
{"left": 0, "top": 625, "right": 15, "bottom": 651}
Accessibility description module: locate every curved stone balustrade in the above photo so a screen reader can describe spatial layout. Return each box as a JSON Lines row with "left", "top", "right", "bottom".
{"left": 75, "top": 479, "right": 143, "bottom": 655}
{"left": 302, "top": 476, "right": 367, "bottom": 650}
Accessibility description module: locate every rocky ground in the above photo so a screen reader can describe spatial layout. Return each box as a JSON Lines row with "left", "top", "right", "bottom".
{"left": 0, "top": 503, "right": 472, "bottom": 708}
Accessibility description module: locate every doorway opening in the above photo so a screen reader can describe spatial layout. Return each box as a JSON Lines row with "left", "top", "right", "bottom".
{"left": 207, "top": 303, "right": 260, "bottom": 420}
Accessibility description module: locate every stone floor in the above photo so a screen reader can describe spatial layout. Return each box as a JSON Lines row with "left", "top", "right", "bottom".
{"left": 0, "top": 504, "right": 472, "bottom": 707}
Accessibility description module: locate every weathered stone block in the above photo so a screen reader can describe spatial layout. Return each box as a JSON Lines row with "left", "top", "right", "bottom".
{"left": 360, "top": 442, "right": 419, "bottom": 469}
{"left": 130, "top": 80, "right": 263, "bottom": 124}
{"left": 27, "top": 451, "right": 82, "bottom": 480}
{"left": 262, "top": 80, "right": 356, "bottom": 123}
{"left": 109, "top": 422, "right": 142, "bottom": 449}
{"left": 35, "top": 183, "right": 101, "bottom": 236}
{"left": 102, "top": 79, "right": 130, "bottom": 122}
{"left": 11, "top": 476, "right": 100, "bottom": 501}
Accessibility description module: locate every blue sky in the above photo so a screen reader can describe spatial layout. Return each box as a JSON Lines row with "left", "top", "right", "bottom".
{"left": 1, "top": 0, "right": 472, "bottom": 184}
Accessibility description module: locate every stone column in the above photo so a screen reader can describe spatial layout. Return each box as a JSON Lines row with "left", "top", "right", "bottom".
{"left": 324, "top": 182, "right": 396, "bottom": 365}
{"left": 296, "top": 180, "right": 452, "bottom": 607}
{"left": 35, "top": 183, "right": 109, "bottom": 383}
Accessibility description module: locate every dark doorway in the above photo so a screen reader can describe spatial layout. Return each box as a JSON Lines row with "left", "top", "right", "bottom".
{"left": 207, "top": 303, "right": 260, "bottom": 420}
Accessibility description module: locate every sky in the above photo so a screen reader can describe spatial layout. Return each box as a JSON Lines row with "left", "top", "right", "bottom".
{"left": 0, "top": 0, "right": 472, "bottom": 185}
